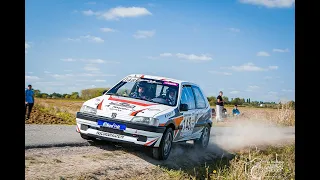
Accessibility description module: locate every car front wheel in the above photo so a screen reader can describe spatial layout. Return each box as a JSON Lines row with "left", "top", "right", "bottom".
{"left": 194, "top": 124, "right": 211, "bottom": 149}
{"left": 152, "top": 128, "right": 173, "bottom": 160}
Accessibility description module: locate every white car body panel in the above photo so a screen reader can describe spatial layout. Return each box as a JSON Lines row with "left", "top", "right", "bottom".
{"left": 75, "top": 74, "right": 212, "bottom": 148}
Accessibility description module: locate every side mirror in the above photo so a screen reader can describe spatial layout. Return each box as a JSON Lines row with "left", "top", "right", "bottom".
{"left": 180, "top": 103, "right": 189, "bottom": 111}
{"left": 102, "top": 90, "right": 108, "bottom": 95}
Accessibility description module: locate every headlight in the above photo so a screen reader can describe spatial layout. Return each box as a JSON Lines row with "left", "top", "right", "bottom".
{"left": 80, "top": 105, "right": 97, "bottom": 114}
{"left": 131, "top": 116, "right": 159, "bottom": 126}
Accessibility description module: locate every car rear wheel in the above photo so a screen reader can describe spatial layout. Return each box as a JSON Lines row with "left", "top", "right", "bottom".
{"left": 152, "top": 128, "right": 173, "bottom": 160}
{"left": 194, "top": 124, "right": 211, "bottom": 149}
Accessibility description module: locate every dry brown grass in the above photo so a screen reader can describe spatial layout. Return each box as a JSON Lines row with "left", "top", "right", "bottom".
{"left": 213, "top": 105, "right": 295, "bottom": 126}
{"left": 35, "top": 98, "right": 84, "bottom": 115}
{"left": 159, "top": 144, "right": 295, "bottom": 180}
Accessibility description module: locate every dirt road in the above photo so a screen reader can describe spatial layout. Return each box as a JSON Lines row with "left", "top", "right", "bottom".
{"left": 25, "top": 123, "right": 295, "bottom": 179}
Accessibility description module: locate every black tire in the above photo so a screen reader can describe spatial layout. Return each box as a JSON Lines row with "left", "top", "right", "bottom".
{"left": 80, "top": 133, "right": 95, "bottom": 140}
{"left": 194, "top": 124, "right": 211, "bottom": 149}
{"left": 152, "top": 128, "right": 173, "bottom": 160}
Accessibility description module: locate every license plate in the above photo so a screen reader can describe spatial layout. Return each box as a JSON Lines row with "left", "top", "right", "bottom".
{"left": 97, "top": 120, "right": 126, "bottom": 130}
{"left": 96, "top": 131, "right": 125, "bottom": 139}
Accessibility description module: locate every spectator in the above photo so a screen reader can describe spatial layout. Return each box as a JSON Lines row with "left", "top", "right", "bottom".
{"left": 232, "top": 104, "right": 240, "bottom": 116}
{"left": 216, "top": 91, "right": 224, "bottom": 122}
{"left": 25, "top": 84, "right": 35, "bottom": 120}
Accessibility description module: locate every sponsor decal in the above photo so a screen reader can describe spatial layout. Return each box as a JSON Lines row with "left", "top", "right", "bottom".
{"left": 111, "top": 113, "right": 117, "bottom": 118}
{"left": 147, "top": 108, "right": 161, "bottom": 111}
{"left": 109, "top": 102, "right": 136, "bottom": 109}
{"left": 164, "top": 111, "right": 174, "bottom": 118}
{"left": 122, "top": 76, "right": 141, "bottom": 82}
{"left": 96, "top": 131, "right": 125, "bottom": 139}
{"left": 97, "top": 120, "right": 126, "bottom": 130}
{"left": 163, "top": 81, "right": 178, "bottom": 86}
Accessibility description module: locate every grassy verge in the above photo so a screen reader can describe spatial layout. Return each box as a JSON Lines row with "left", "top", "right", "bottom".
{"left": 34, "top": 104, "right": 76, "bottom": 125}
{"left": 160, "top": 144, "right": 295, "bottom": 180}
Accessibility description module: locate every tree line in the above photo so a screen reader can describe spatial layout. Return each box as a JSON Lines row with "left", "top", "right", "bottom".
{"left": 31, "top": 88, "right": 295, "bottom": 109}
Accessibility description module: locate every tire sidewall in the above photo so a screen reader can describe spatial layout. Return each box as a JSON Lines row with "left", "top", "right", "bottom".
{"left": 159, "top": 128, "right": 173, "bottom": 160}
{"left": 201, "top": 125, "right": 211, "bottom": 148}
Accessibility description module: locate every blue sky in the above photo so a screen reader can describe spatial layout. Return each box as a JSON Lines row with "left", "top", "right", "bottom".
{"left": 25, "top": 0, "right": 295, "bottom": 102}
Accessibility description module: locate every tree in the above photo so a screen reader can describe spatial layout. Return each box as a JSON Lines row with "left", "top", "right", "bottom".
{"left": 207, "top": 96, "right": 216, "bottom": 106}
{"left": 41, "top": 93, "right": 48, "bottom": 98}
{"left": 34, "top": 89, "right": 41, "bottom": 98}
{"left": 222, "top": 96, "right": 229, "bottom": 105}
{"left": 70, "top": 92, "right": 79, "bottom": 99}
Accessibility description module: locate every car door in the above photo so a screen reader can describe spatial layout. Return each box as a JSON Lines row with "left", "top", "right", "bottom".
{"left": 190, "top": 85, "right": 212, "bottom": 139}
{"left": 174, "top": 85, "right": 197, "bottom": 141}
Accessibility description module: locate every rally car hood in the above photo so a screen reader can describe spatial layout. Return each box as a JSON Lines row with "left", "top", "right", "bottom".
{"left": 82, "top": 95, "right": 172, "bottom": 121}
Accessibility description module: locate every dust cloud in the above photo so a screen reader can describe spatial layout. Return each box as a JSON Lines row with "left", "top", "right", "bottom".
{"left": 209, "top": 120, "right": 294, "bottom": 151}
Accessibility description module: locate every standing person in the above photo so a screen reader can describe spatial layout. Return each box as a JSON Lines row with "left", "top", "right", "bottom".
{"left": 25, "top": 84, "right": 35, "bottom": 120}
{"left": 216, "top": 91, "right": 224, "bottom": 122}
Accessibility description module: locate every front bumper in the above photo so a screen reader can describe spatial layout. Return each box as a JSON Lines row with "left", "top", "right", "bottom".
{"left": 76, "top": 112, "right": 166, "bottom": 147}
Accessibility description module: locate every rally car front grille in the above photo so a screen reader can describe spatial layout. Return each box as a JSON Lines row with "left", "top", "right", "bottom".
{"left": 80, "top": 124, "right": 148, "bottom": 142}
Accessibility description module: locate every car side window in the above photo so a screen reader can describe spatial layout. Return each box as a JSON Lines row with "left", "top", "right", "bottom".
{"left": 192, "top": 86, "right": 207, "bottom": 109}
{"left": 180, "top": 86, "right": 196, "bottom": 110}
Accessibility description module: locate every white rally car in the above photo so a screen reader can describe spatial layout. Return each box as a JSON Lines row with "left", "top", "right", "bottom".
{"left": 76, "top": 74, "right": 212, "bottom": 160}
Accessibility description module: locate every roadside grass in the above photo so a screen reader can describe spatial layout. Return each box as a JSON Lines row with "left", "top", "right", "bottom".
{"left": 34, "top": 103, "right": 76, "bottom": 125}
{"left": 212, "top": 104, "right": 295, "bottom": 127}
{"left": 159, "top": 144, "right": 295, "bottom": 180}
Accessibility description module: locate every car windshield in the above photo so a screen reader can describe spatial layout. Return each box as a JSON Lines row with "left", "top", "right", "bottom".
{"left": 106, "top": 76, "right": 179, "bottom": 106}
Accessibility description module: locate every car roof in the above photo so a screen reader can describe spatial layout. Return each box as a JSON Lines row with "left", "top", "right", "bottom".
{"left": 126, "top": 74, "right": 199, "bottom": 86}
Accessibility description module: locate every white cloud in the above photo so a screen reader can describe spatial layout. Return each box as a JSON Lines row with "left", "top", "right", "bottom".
{"left": 44, "top": 71, "right": 51, "bottom": 74}
{"left": 225, "top": 63, "right": 266, "bottom": 72}
{"left": 82, "top": 10, "right": 99, "bottom": 16}
{"left": 100, "top": 7, "right": 152, "bottom": 20}
{"left": 100, "top": 28, "right": 116, "bottom": 32}
{"left": 149, "top": 53, "right": 213, "bottom": 62}
{"left": 25, "top": 41, "right": 30, "bottom": 53}
{"left": 273, "top": 48, "right": 289, "bottom": 53}
{"left": 239, "top": 0, "right": 295, "bottom": 8}
{"left": 257, "top": 51, "right": 270, "bottom": 57}
{"left": 248, "top": 85, "right": 260, "bottom": 89}
{"left": 227, "top": 28, "right": 240, "bottom": 33}
{"left": 224, "top": 63, "right": 279, "bottom": 72}
{"left": 84, "top": 64, "right": 100, "bottom": 71}
{"left": 133, "top": 30, "right": 155, "bottom": 39}
{"left": 230, "top": 91, "right": 240, "bottom": 94}
{"left": 268, "top": 66, "right": 278, "bottom": 70}
{"left": 176, "top": 53, "right": 212, "bottom": 61}
{"left": 25, "top": 76, "right": 40, "bottom": 81}
{"left": 80, "top": 35, "right": 104, "bottom": 43}
{"left": 208, "top": 71, "right": 232, "bottom": 76}
{"left": 82, "top": 59, "right": 105, "bottom": 63}
{"left": 61, "top": 58, "right": 77, "bottom": 62}
{"left": 282, "top": 89, "right": 294, "bottom": 92}
{"left": 268, "top": 91, "right": 278, "bottom": 95}
{"left": 67, "top": 38, "right": 81, "bottom": 42}
{"left": 264, "top": 76, "right": 272, "bottom": 80}
{"left": 83, "top": 59, "right": 120, "bottom": 64}
{"left": 160, "top": 53, "right": 173, "bottom": 57}
{"left": 51, "top": 74, "right": 74, "bottom": 79}
{"left": 83, "top": 7, "right": 152, "bottom": 20}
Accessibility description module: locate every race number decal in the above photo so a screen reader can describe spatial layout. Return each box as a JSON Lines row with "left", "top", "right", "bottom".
{"left": 180, "top": 115, "right": 196, "bottom": 137}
